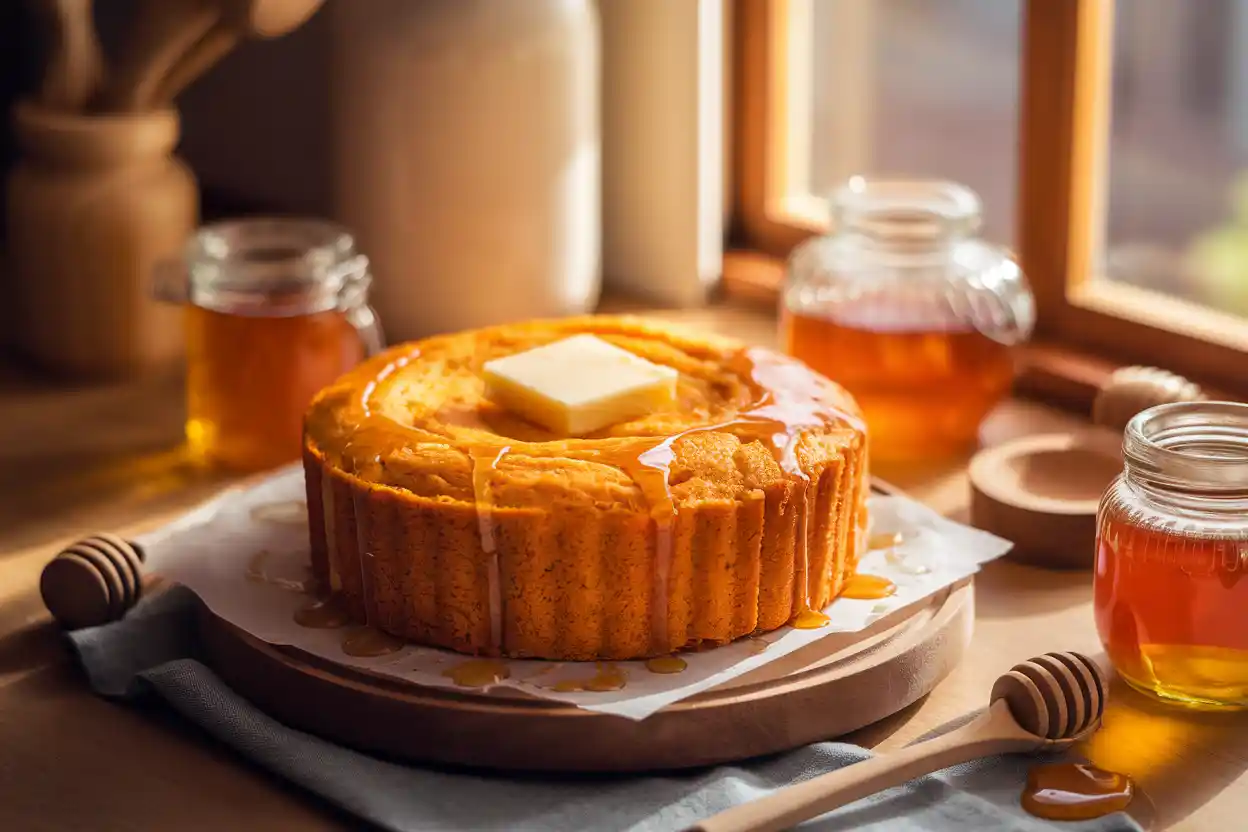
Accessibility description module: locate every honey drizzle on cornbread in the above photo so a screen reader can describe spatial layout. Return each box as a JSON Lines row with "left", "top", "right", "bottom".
{"left": 470, "top": 445, "right": 511, "bottom": 651}
{"left": 318, "top": 334, "right": 865, "bottom": 659}
{"left": 791, "top": 609, "right": 830, "bottom": 629}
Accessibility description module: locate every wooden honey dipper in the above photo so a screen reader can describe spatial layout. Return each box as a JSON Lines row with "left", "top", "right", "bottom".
{"left": 687, "top": 652, "right": 1107, "bottom": 832}
{"left": 40, "top": 535, "right": 149, "bottom": 630}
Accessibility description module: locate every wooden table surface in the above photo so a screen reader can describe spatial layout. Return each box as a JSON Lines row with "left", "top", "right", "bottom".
{"left": 1, "top": 305, "right": 1244, "bottom": 831}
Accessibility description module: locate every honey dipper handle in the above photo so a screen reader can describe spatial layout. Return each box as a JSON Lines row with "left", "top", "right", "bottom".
{"left": 1091, "top": 366, "right": 1203, "bottom": 434}
{"left": 686, "top": 702, "right": 1038, "bottom": 832}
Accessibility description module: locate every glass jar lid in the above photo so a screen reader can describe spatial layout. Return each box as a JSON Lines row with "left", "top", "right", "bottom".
{"left": 154, "top": 218, "right": 371, "bottom": 317}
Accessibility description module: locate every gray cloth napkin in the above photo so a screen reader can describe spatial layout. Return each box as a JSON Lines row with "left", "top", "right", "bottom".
{"left": 69, "top": 587, "right": 1140, "bottom": 832}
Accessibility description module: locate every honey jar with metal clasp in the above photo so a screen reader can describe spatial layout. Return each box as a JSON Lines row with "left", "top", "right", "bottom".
{"left": 154, "top": 218, "right": 383, "bottom": 471}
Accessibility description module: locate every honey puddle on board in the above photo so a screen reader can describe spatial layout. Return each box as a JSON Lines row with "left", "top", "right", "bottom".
{"left": 1021, "top": 763, "right": 1134, "bottom": 821}
{"left": 840, "top": 574, "right": 897, "bottom": 600}
{"left": 791, "top": 609, "right": 830, "bottom": 630}
{"left": 554, "top": 663, "right": 628, "bottom": 692}
{"left": 246, "top": 549, "right": 314, "bottom": 593}
{"left": 443, "top": 659, "right": 511, "bottom": 688}
{"left": 293, "top": 597, "right": 350, "bottom": 629}
{"left": 791, "top": 573, "right": 897, "bottom": 628}
{"left": 645, "top": 656, "right": 687, "bottom": 675}
{"left": 341, "top": 628, "right": 405, "bottom": 657}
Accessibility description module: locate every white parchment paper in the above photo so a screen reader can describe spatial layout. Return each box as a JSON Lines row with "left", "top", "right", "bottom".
{"left": 142, "top": 465, "right": 1012, "bottom": 721}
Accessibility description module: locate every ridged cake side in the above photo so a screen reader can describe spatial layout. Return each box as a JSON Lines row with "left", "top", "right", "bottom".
{"left": 303, "top": 435, "right": 866, "bottom": 661}
{"left": 302, "top": 315, "right": 869, "bottom": 661}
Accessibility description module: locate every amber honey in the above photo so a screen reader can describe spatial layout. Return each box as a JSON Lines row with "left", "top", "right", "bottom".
{"left": 1021, "top": 763, "right": 1134, "bottom": 821}
{"left": 1094, "top": 401, "right": 1248, "bottom": 709}
{"left": 783, "top": 309, "right": 1014, "bottom": 461}
{"left": 839, "top": 573, "right": 896, "bottom": 600}
{"left": 1095, "top": 506, "right": 1248, "bottom": 708}
{"left": 186, "top": 305, "right": 362, "bottom": 471}
{"left": 443, "top": 659, "right": 510, "bottom": 688}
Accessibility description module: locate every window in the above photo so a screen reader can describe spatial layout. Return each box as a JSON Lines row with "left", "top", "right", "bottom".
{"left": 731, "top": 0, "right": 1248, "bottom": 395}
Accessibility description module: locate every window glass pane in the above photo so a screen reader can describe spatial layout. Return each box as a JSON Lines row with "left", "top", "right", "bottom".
{"left": 807, "top": 0, "right": 1021, "bottom": 245}
{"left": 1103, "top": 0, "right": 1248, "bottom": 317}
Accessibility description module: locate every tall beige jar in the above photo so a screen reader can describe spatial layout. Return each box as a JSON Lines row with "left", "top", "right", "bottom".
{"left": 6, "top": 104, "right": 196, "bottom": 378}
{"left": 331, "top": 0, "right": 601, "bottom": 340}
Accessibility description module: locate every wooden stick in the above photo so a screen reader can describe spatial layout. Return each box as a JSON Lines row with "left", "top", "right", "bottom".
{"left": 38, "top": 0, "right": 105, "bottom": 111}
{"left": 151, "top": 27, "right": 241, "bottom": 106}
{"left": 94, "top": 1, "right": 220, "bottom": 112}
{"left": 686, "top": 701, "right": 1040, "bottom": 832}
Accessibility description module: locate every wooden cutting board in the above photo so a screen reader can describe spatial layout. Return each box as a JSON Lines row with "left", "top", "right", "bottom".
{"left": 199, "top": 579, "right": 973, "bottom": 773}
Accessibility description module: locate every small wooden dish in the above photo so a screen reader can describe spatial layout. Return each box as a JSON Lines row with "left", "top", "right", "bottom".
{"left": 970, "top": 366, "right": 1203, "bottom": 569}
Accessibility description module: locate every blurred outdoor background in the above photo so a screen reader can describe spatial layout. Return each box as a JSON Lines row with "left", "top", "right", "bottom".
{"left": 808, "top": 0, "right": 1248, "bottom": 317}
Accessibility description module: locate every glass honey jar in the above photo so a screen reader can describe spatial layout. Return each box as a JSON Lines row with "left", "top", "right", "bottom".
{"left": 782, "top": 178, "right": 1034, "bottom": 462}
{"left": 1096, "top": 401, "right": 1248, "bottom": 709}
{"left": 155, "top": 219, "right": 383, "bottom": 471}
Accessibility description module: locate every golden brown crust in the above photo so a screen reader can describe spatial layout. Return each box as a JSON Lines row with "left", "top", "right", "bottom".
{"left": 303, "top": 315, "right": 868, "bottom": 660}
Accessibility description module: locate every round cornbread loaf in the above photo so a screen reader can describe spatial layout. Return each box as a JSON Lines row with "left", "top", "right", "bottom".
{"left": 302, "top": 316, "right": 868, "bottom": 660}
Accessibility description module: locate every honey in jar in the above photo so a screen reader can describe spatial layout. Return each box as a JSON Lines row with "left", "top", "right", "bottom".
{"left": 1095, "top": 401, "right": 1248, "bottom": 709}
{"left": 156, "top": 219, "right": 382, "bottom": 470}
{"left": 783, "top": 178, "right": 1033, "bottom": 461}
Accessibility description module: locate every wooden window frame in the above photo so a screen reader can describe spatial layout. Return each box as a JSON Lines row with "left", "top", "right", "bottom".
{"left": 727, "top": 0, "right": 1248, "bottom": 400}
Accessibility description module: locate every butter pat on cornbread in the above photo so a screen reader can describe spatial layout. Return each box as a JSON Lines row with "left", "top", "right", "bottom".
{"left": 482, "top": 334, "right": 678, "bottom": 435}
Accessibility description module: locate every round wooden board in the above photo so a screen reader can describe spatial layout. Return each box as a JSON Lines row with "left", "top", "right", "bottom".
{"left": 199, "top": 580, "right": 974, "bottom": 773}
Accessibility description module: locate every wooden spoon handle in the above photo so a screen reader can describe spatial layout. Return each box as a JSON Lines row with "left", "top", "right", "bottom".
{"left": 96, "top": 4, "right": 220, "bottom": 112}
{"left": 686, "top": 701, "right": 1040, "bottom": 832}
{"left": 39, "top": 0, "right": 104, "bottom": 111}
{"left": 151, "top": 27, "right": 241, "bottom": 106}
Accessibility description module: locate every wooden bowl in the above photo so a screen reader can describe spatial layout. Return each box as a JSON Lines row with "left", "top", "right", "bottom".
{"left": 969, "top": 366, "right": 1203, "bottom": 569}
{"left": 969, "top": 430, "right": 1120, "bottom": 569}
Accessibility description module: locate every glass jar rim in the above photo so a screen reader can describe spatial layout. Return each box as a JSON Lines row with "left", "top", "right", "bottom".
{"left": 830, "top": 177, "right": 982, "bottom": 242}
{"left": 1124, "top": 401, "right": 1248, "bottom": 493}
{"left": 163, "top": 217, "right": 370, "bottom": 317}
